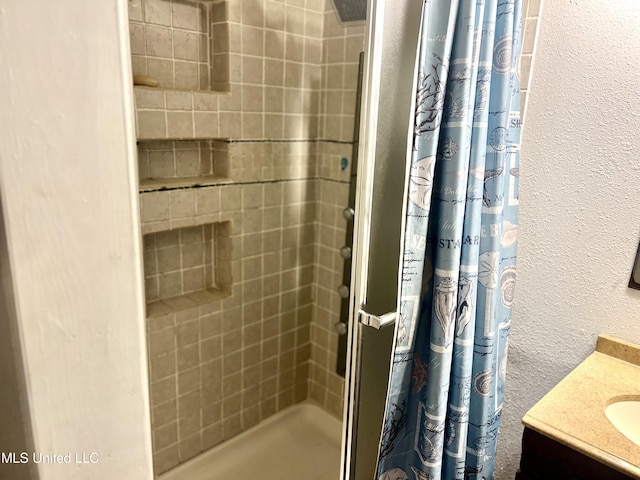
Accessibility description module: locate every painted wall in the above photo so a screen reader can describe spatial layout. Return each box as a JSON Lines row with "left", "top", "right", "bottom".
{"left": 497, "top": 1, "right": 640, "bottom": 477}
{"left": 0, "top": 1, "right": 153, "bottom": 479}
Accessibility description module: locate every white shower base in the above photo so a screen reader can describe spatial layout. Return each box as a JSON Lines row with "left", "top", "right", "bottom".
{"left": 159, "top": 402, "right": 343, "bottom": 480}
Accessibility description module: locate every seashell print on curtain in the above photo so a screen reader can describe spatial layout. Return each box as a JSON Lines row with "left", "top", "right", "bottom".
{"left": 376, "top": 0, "right": 522, "bottom": 479}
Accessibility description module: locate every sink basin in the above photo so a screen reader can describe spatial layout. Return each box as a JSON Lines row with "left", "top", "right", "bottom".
{"left": 605, "top": 401, "right": 640, "bottom": 447}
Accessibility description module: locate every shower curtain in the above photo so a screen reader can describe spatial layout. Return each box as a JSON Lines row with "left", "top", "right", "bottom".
{"left": 377, "top": 1, "right": 522, "bottom": 479}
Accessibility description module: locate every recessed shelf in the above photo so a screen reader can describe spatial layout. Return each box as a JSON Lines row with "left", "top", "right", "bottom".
{"left": 137, "top": 139, "right": 229, "bottom": 191}
{"left": 143, "top": 222, "right": 232, "bottom": 317}
{"left": 128, "top": 0, "right": 229, "bottom": 93}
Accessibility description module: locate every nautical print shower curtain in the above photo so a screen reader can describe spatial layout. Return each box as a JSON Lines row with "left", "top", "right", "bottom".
{"left": 376, "top": 1, "right": 522, "bottom": 479}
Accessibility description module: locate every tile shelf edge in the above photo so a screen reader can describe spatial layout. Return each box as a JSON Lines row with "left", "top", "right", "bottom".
{"left": 133, "top": 84, "right": 230, "bottom": 125}
{"left": 140, "top": 176, "right": 233, "bottom": 192}
{"left": 133, "top": 85, "right": 231, "bottom": 97}
{"left": 146, "top": 287, "right": 231, "bottom": 319}
{"left": 136, "top": 137, "right": 231, "bottom": 142}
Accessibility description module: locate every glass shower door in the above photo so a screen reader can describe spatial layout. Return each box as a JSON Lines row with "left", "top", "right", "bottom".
{"left": 341, "top": 0, "right": 423, "bottom": 478}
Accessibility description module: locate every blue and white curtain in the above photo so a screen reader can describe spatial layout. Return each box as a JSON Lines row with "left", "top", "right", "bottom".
{"left": 377, "top": 1, "right": 522, "bottom": 479}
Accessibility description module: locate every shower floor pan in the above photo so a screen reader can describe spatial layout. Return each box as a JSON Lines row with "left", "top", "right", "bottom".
{"left": 159, "top": 402, "right": 342, "bottom": 480}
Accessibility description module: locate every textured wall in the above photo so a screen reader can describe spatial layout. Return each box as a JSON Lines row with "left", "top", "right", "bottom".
{"left": 0, "top": 1, "right": 154, "bottom": 479}
{"left": 496, "top": 1, "right": 640, "bottom": 477}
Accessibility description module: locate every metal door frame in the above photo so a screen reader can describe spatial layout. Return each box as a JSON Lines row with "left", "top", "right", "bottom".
{"left": 339, "top": 0, "right": 423, "bottom": 478}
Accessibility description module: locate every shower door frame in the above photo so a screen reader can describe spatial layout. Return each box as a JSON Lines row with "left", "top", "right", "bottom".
{"left": 340, "top": 0, "right": 423, "bottom": 478}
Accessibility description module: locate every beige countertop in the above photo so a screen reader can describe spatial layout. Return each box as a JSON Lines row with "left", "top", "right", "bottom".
{"left": 523, "top": 335, "right": 640, "bottom": 478}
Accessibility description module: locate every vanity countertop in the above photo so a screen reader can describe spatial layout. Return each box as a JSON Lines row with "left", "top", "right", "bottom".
{"left": 522, "top": 335, "right": 640, "bottom": 478}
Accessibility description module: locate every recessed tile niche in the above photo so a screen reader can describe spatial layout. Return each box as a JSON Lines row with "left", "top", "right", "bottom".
{"left": 143, "top": 222, "right": 231, "bottom": 316}
{"left": 138, "top": 139, "right": 229, "bottom": 190}
{"left": 128, "top": 0, "right": 229, "bottom": 92}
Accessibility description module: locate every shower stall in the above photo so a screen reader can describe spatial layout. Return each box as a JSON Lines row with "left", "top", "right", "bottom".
{"left": 0, "top": 0, "right": 539, "bottom": 478}
{"left": 129, "top": 0, "right": 367, "bottom": 476}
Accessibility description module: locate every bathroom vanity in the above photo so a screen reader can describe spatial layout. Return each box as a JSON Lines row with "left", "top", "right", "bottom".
{"left": 516, "top": 335, "right": 640, "bottom": 479}
{"left": 516, "top": 427, "right": 636, "bottom": 479}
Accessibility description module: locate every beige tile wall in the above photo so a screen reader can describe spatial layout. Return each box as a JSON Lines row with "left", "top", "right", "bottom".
{"left": 309, "top": 175, "right": 350, "bottom": 415}
{"left": 317, "top": 5, "right": 364, "bottom": 145}
{"left": 521, "top": 0, "right": 544, "bottom": 126}
{"left": 133, "top": 0, "right": 361, "bottom": 474}
{"left": 227, "top": 140, "right": 316, "bottom": 182}
{"left": 309, "top": 3, "right": 364, "bottom": 417}
{"left": 141, "top": 176, "right": 315, "bottom": 472}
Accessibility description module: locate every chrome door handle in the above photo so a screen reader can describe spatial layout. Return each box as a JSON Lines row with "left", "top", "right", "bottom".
{"left": 358, "top": 309, "right": 396, "bottom": 329}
